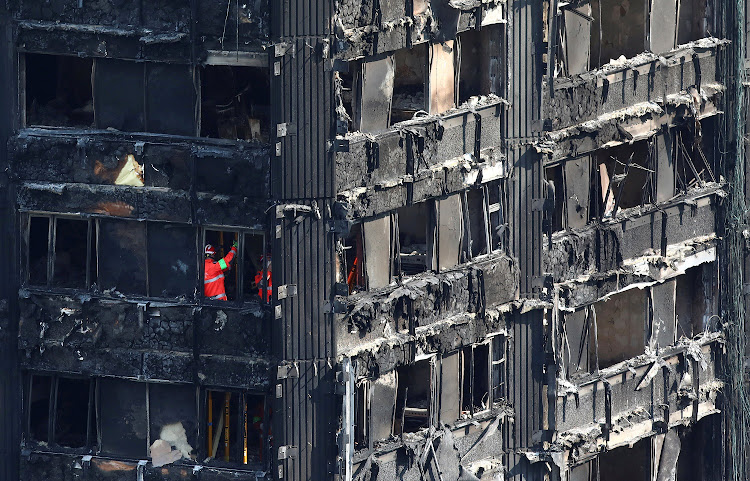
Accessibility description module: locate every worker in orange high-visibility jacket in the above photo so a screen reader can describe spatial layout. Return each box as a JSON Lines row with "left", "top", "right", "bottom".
{"left": 253, "top": 255, "right": 272, "bottom": 301}
{"left": 204, "top": 241, "right": 238, "bottom": 301}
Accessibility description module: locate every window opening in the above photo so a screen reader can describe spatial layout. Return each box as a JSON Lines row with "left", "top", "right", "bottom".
{"left": 461, "top": 344, "right": 490, "bottom": 415}
{"left": 472, "top": 343, "right": 490, "bottom": 411}
{"left": 52, "top": 218, "right": 89, "bottom": 288}
{"left": 465, "top": 189, "right": 488, "bottom": 258}
{"left": 203, "top": 230, "right": 240, "bottom": 302}
{"left": 28, "top": 374, "right": 52, "bottom": 443}
{"left": 354, "top": 381, "right": 369, "bottom": 450}
{"left": 676, "top": 265, "right": 712, "bottom": 339}
{"left": 149, "top": 383, "right": 198, "bottom": 462}
{"left": 243, "top": 232, "right": 269, "bottom": 302}
{"left": 457, "top": 25, "right": 503, "bottom": 103}
{"left": 597, "top": 436, "right": 651, "bottom": 480}
{"left": 54, "top": 377, "right": 94, "bottom": 448}
{"left": 674, "top": 125, "right": 716, "bottom": 193}
{"left": 205, "top": 391, "right": 265, "bottom": 465}
{"left": 99, "top": 379, "right": 148, "bottom": 458}
{"left": 25, "top": 54, "right": 93, "bottom": 128}
{"left": 491, "top": 336, "right": 506, "bottom": 404}
{"left": 354, "top": 55, "right": 395, "bottom": 133}
{"left": 200, "top": 66, "right": 271, "bottom": 142}
{"left": 397, "top": 203, "right": 430, "bottom": 275}
{"left": 94, "top": 59, "right": 197, "bottom": 135}
{"left": 28, "top": 216, "right": 50, "bottom": 286}
{"left": 395, "top": 360, "right": 432, "bottom": 434}
{"left": 97, "top": 219, "right": 148, "bottom": 296}
{"left": 147, "top": 223, "right": 197, "bottom": 298}
{"left": 391, "top": 46, "right": 427, "bottom": 124}
{"left": 596, "top": 141, "right": 652, "bottom": 217}
{"left": 487, "top": 181, "right": 507, "bottom": 252}
{"left": 344, "top": 224, "right": 366, "bottom": 293}
{"left": 545, "top": 166, "right": 564, "bottom": 233}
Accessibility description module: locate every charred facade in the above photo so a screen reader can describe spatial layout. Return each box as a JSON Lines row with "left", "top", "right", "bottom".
{"left": 0, "top": 1, "right": 748, "bottom": 481}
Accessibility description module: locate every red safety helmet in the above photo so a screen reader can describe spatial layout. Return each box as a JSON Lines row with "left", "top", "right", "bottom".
{"left": 205, "top": 244, "right": 216, "bottom": 256}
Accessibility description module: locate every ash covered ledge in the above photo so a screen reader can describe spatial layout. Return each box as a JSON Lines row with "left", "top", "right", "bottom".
{"left": 544, "top": 37, "right": 728, "bottom": 132}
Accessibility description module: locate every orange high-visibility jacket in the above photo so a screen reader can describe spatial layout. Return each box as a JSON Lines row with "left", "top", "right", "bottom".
{"left": 204, "top": 246, "right": 237, "bottom": 300}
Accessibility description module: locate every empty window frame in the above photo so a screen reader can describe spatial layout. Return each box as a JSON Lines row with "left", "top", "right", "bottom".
{"left": 205, "top": 390, "right": 266, "bottom": 465}
{"left": 97, "top": 218, "right": 148, "bottom": 296}
{"left": 202, "top": 229, "right": 268, "bottom": 303}
{"left": 676, "top": 265, "right": 714, "bottom": 339}
{"left": 391, "top": 46, "right": 428, "bottom": 124}
{"left": 546, "top": 157, "right": 591, "bottom": 231}
{"left": 673, "top": 123, "right": 717, "bottom": 194}
{"left": 491, "top": 335, "right": 506, "bottom": 405}
{"left": 354, "top": 370, "right": 398, "bottom": 447}
{"left": 149, "top": 383, "right": 198, "bottom": 462}
{"left": 461, "top": 343, "right": 491, "bottom": 415}
{"left": 463, "top": 188, "right": 490, "bottom": 259}
{"left": 25, "top": 373, "right": 96, "bottom": 449}
{"left": 344, "top": 223, "right": 366, "bottom": 293}
{"left": 99, "top": 378, "right": 149, "bottom": 458}
{"left": 486, "top": 180, "right": 508, "bottom": 252}
{"left": 200, "top": 66, "right": 271, "bottom": 142}
{"left": 457, "top": 25, "right": 504, "bottom": 103}
{"left": 595, "top": 141, "right": 653, "bottom": 218}
{"left": 545, "top": 164, "right": 565, "bottom": 233}
{"left": 147, "top": 222, "right": 197, "bottom": 298}
{"left": 397, "top": 203, "right": 432, "bottom": 276}
{"left": 394, "top": 359, "right": 433, "bottom": 434}
{"left": 23, "top": 214, "right": 96, "bottom": 289}
{"left": 93, "top": 59, "right": 197, "bottom": 136}
{"left": 23, "top": 54, "right": 94, "bottom": 128}
{"left": 354, "top": 380, "right": 370, "bottom": 450}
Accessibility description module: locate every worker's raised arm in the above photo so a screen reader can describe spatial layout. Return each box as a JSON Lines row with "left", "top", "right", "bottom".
{"left": 218, "top": 241, "right": 238, "bottom": 271}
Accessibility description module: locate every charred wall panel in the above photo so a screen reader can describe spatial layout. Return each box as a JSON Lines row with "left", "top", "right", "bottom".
{"left": 0, "top": 7, "right": 20, "bottom": 481}
{"left": 272, "top": 37, "right": 334, "bottom": 199}
{"left": 505, "top": 310, "right": 544, "bottom": 450}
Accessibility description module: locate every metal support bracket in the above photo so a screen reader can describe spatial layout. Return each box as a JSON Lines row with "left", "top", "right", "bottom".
{"left": 277, "top": 363, "right": 300, "bottom": 380}
{"left": 278, "top": 446, "right": 299, "bottom": 460}
{"left": 277, "top": 284, "right": 297, "bottom": 300}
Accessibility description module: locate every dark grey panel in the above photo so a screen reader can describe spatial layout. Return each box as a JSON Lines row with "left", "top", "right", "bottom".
{"left": 145, "top": 64, "right": 196, "bottom": 136}
{"left": 94, "top": 59, "right": 145, "bottom": 132}
{"left": 99, "top": 379, "right": 148, "bottom": 458}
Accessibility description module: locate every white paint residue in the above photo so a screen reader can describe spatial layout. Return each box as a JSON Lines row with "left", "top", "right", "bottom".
{"left": 114, "top": 155, "right": 145, "bottom": 187}
{"left": 159, "top": 422, "right": 193, "bottom": 458}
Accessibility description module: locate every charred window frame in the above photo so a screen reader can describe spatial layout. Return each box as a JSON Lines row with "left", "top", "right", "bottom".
{"left": 93, "top": 59, "right": 198, "bottom": 136}
{"left": 456, "top": 24, "right": 506, "bottom": 104}
{"left": 24, "top": 373, "right": 97, "bottom": 450}
{"left": 98, "top": 379, "right": 201, "bottom": 461}
{"left": 462, "top": 188, "right": 490, "bottom": 260}
{"left": 460, "top": 342, "right": 492, "bottom": 416}
{"left": 202, "top": 389, "right": 268, "bottom": 467}
{"left": 21, "top": 53, "right": 94, "bottom": 129}
{"left": 201, "top": 228, "right": 269, "bottom": 304}
{"left": 594, "top": 141, "right": 655, "bottom": 219}
{"left": 353, "top": 370, "right": 397, "bottom": 448}
{"left": 438, "top": 336, "right": 504, "bottom": 427}
{"left": 545, "top": 156, "right": 592, "bottom": 232}
{"left": 22, "top": 214, "right": 96, "bottom": 290}
{"left": 396, "top": 202, "right": 434, "bottom": 276}
{"left": 200, "top": 64, "right": 271, "bottom": 142}
{"left": 394, "top": 357, "right": 436, "bottom": 434}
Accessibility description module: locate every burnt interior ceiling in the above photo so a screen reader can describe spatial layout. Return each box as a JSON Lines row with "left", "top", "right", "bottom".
{"left": 1, "top": 0, "right": 747, "bottom": 480}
